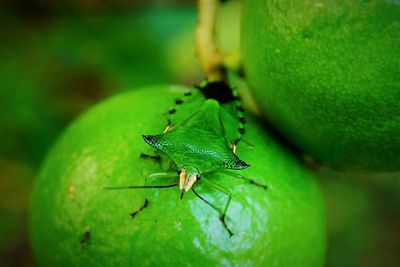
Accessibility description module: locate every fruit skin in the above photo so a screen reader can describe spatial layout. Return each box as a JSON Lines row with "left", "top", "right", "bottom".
{"left": 242, "top": 0, "right": 400, "bottom": 171}
{"left": 29, "top": 86, "right": 326, "bottom": 266}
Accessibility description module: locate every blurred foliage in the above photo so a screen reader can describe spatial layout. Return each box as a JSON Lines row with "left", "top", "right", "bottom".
{"left": 0, "top": 160, "right": 33, "bottom": 267}
{"left": 0, "top": 4, "right": 200, "bottom": 168}
{"left": 317, "top": 169, "right": 400, "bottom": 267}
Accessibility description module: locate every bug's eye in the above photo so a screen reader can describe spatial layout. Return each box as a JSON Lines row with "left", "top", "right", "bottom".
{"left": 197, "top": 175, "right": 201, "bottom": 180}
{"left": 177, "top": 169, "right": 182, "bottom": 175}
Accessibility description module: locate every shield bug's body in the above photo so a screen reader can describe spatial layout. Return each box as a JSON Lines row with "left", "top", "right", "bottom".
{"left": 107, "top": 81, "right": 266, "bottom": 236}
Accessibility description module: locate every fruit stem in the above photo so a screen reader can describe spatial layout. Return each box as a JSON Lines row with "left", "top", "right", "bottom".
{"left": 196, "top": 0, "right": 225, "bottom": 82}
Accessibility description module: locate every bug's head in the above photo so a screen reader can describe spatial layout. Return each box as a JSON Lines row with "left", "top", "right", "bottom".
{"left": 177, "top": 166, "right": 200, "bottom": 199}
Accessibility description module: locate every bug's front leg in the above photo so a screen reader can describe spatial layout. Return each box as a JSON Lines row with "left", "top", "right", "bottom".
{"left": 139, "top": 152, "right": 161, "bottom": 161}
{"left": 139, "top": 151, "right": 166, "bottom": 169}
{"left": 130, "top": 198, "right": 149, "bottom": 218}
{"left": 104, "top": 172, "right": 178, "bottom": 218}
{"left": 132, "top": 172, "right": 178, "bottom": 217}
{"left": 193, "top": 180, "right": 234, "bottom": 237}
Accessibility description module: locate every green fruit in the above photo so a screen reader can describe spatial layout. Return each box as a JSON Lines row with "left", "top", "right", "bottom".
{"left": 242, "top": 0, "right": 400, "bottom": 171}
{"left": 29, "top": 86, "right": 326, "bottom": 266}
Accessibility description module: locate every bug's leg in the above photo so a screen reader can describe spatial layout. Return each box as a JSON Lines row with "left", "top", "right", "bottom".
{"left": 139, "top": 152, "right": 163, "bottom": 169}
{"left": 104, "top": 172, "right": 178, "bottom": 218}
{"left": 138, "top": 172, "right": 179, "bottom": 217}
{"left": 194, "top": 179, "right": 234, "bottom": 237}
{"left": 140, "top": 152, "right": 177, "bottom": 173}
{"left": 139, "top": 152, "right": 161, "bottom": 161}
{"left": 130, "top": 198, "right": 149, "bottom": 218}
{"left": 130, "top": 173, "right": 173, "bottom": 219}
{"left": 220, "top": 170, "right": 268, "bottom": 190}
{"left": 80, "top": 227, "right": 91, "bottom": 248}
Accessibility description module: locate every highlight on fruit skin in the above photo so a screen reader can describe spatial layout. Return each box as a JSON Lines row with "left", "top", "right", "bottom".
{"left": 29, "top": 86, "right": 326, "bottom": 267}
{"left": 241, "top": 0, "right": 400, "bottom": 172}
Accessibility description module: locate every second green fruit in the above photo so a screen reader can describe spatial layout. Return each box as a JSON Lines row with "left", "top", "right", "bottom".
{"left": 242, "top": 0, "right": 400, "bottom": 171}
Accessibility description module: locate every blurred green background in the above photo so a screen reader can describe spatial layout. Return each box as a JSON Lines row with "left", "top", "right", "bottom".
{"left": 0, "top": 0, "right": 398, "bottom": 266}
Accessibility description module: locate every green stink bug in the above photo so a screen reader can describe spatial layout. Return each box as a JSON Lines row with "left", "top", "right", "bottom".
{"left": 144, "top": 81, "right": 250, "bottom": 193}
{"left": 107, "top": 81, "right": 267, "bottom": 235}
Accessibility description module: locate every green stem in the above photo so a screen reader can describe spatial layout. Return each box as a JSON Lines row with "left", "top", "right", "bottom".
{"left": 196, "top": 0, "right": 225, "bottom": 82}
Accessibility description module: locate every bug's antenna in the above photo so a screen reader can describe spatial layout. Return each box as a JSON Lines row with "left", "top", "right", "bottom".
{"left": 104, "top": 183, "right": 178, "bottom": 190}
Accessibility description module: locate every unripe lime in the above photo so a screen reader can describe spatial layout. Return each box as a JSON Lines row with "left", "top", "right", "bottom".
{"left": 242, "top": 0, "right": 400, "bottom": 171}
{"left": 30, "top": 86, "right": 326, "bottom": 266}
